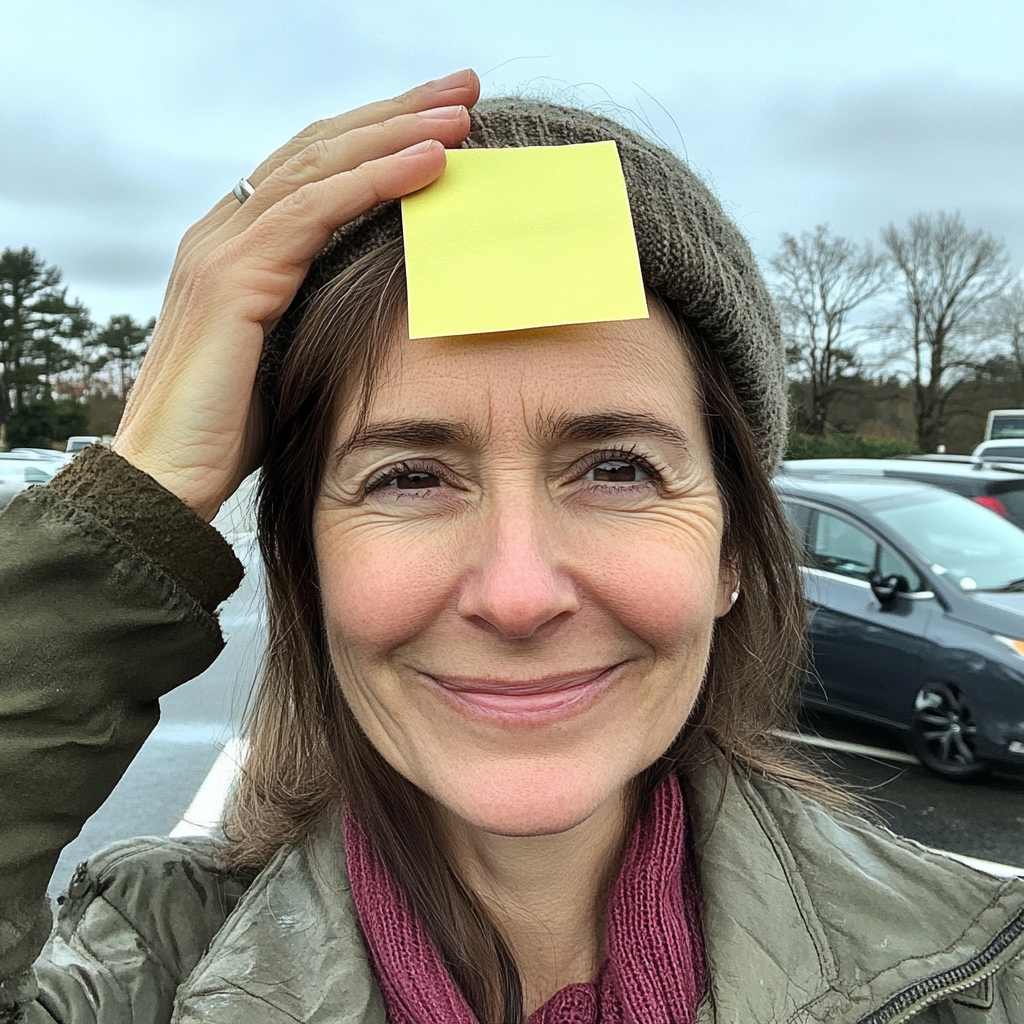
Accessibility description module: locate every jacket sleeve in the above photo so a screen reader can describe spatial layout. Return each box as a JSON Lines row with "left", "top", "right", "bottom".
{"left": 0, "top": 446, "right": 244, "bottom": 1019}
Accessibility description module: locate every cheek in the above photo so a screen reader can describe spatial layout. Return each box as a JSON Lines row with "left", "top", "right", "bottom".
{"left": 575, "top": 515, "right": 725, "bottom": 655}
{"left": 315, "top": 519, "right": 457, "bottom": 656}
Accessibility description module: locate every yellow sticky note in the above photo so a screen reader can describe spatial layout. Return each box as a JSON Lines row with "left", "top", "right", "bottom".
{"left": 401, "top": 140, "right": 648, "bottom": 339}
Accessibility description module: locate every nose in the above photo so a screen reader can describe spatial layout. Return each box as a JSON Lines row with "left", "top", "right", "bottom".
{"left": 457, "top": 500, "right": 579, "bottom": 639}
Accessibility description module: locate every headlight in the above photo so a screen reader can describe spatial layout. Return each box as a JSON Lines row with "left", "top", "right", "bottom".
{"left": 995, "top": 635, "right": 1024, "bottom": 658}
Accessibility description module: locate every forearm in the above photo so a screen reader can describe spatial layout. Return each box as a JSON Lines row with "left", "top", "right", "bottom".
{"left": 0, "top": 447, "right": 243, "bottom": 989}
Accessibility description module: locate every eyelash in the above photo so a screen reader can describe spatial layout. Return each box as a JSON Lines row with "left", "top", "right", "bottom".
{"left": 364, "top": 460, "right": 452, "bottom": 494}
{"left": 578, "top": 448, "right": 662, "bottom": 485}
{"left": 364, "top": 449, "right": 663, "bottom": 495}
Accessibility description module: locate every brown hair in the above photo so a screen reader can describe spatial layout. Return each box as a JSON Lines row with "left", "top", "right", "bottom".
{"left": 224, "top": 238, "right": 830, "bottom": 1023}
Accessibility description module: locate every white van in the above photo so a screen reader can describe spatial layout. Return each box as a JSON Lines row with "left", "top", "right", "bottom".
{"left": 986, "top": 409, "right": 1024, "bottom": 441}
{"left": 65, "top": 435, "right": 101, "bottom": 456}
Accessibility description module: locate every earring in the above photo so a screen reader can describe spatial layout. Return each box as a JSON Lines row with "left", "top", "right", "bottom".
{"left": 729, "top": 589, "right": 739, "bottom": 604}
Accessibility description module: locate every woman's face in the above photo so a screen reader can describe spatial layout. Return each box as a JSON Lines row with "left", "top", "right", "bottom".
{"left": 314, "top": 304, "right": 735, "bottom": 837}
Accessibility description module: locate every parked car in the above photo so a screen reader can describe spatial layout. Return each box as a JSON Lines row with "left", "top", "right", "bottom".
{"left": 10, "top": 447, "right": 72, "bottom": 467}
{"left": 781, "top": 457, "right": 1024, "bottom": 529}
{"left": 0, "top": 454, "right": 59, "bottom": 509}
{"left": 973, "top": 438, "right": 1024, "bottom": 462}
{"left": 9, "top": 447, "right": 65, "bottom": 461}
{"left": 774, "top": 474, "right": 1024, "bottom": 780}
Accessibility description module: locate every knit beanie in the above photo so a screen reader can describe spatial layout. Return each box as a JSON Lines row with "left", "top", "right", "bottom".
{"left": 261, "top": 97, "right": 786, "bottom": 471}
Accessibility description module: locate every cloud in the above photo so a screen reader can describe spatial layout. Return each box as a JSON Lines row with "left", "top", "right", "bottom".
{"left": 758, "top": 79, "right": 1024, "bottom": 260}
{"left": 0, "top": 110, "right": 232, "bottom": 219}
{"left": 778, "top": 80, "right": 1022, "bottom": 196}
{"left": 780, "top": 79, "right": 1024, "bottom": 172}
{"left": 60, "top": 242, "right": 172, "bottom": 287}
{"left": 0, "top": 112, "right": 152, "bottom": 211}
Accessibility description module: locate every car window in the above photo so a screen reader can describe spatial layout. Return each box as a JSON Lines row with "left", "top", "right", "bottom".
{"left": 24, "top": 465, "right": 55, "bottom": 483}
{"left": 997, "top": 488, "right": 1024, "bottom": 526}
{"left": 875, "top": 490, "right": 1024, "bottom": 591}
{"left": 980, "top": 446, "right": 1024, "bottom": 459}
{"left": 780, "top": 499, "right": 812, "bottom": 553}
{"left": 989, "top": 417, "right": 1024, "bottom": 440}
{"left": 878, "top": 545, "right": 923, "bottom": 592}
{"left": 809, "top": 512, "right": 877, "bottom": 581}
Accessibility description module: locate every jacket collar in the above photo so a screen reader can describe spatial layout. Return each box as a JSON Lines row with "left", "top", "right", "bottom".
{"left": 175, "top": 756, "right": 1024, "bottom": 1024}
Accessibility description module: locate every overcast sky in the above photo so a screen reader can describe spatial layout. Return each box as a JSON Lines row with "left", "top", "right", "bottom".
{"left": 3, "top": 0, "right": 1022, "bottom": 324}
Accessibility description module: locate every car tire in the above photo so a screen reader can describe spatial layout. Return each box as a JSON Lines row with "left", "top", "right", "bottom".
{"left": 909, "top": 684, "right": 989, "bottom": 781}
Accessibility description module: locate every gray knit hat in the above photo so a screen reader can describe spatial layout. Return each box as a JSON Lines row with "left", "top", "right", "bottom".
{"left": 261, "top": 97, "right": 785, "bottom": 470}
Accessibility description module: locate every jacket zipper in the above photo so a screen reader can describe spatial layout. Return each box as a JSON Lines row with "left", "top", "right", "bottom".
{"left": 857, "top": 905, "right": 1024, "bottom": 1023}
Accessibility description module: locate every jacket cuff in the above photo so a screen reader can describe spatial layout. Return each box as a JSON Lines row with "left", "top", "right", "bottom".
{"left": 48, "top": 446, "right": 244, "bottom": 615}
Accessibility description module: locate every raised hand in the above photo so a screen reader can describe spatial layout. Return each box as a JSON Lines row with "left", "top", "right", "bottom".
{"left": 114, "top": 69, "right": 479, "bottom": 522}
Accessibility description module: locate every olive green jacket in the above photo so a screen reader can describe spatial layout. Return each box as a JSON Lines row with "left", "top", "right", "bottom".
{"left": 1, "top": 448, "right": 1023, "bottom": 1023}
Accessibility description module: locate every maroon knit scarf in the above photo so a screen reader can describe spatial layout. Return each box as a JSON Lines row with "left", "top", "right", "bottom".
{"left": 344, "top": 774, "right": 706, "bottom": 1024}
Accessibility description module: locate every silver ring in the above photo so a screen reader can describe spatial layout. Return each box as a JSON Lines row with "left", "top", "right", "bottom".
{"left": 232, "top": 177, "right": 256, "bottom": 204}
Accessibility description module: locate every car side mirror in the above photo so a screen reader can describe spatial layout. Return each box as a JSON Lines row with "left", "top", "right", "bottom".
{"left": 870, "top": 571, "right": 909, "bottom": 609}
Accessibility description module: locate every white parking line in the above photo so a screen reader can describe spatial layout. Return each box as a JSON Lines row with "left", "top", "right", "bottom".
{"left": 773, "top": 728, "right": 920, "bottom": 765}
{"left": 169, "top": 735, "right": 246, "bottom": 838}
{"left": 170, "top": 733, "right": 1024, "bottom": 879}
{"left": 939, "top": 851, "right": 1024, "bottom": 878}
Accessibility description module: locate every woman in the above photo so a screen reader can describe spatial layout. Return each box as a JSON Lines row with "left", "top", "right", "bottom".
{"left": 1, "top": 69, "right": 1022, "bottom": 1024}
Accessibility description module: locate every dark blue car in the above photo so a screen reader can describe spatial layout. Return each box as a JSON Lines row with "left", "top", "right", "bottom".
{"left": 774, "top": 474, "right": 1024, "bottom": 780}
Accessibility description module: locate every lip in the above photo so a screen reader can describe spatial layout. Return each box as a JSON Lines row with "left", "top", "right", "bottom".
{"left": 421, "top": 664, "right": 624, "bottom": 725}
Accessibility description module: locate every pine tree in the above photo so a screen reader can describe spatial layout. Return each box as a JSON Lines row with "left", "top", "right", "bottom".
{"left": 0, "top": 247, "right": 92, "bottom": 435}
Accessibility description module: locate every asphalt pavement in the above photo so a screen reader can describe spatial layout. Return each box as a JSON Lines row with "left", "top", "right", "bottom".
{"left": 796, "top": 710, "right": 1024, "bottom": 868}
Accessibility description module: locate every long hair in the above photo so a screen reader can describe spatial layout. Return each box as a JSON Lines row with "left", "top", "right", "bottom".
{"left": 223, "top": 237, "right": 829, "bottom": 1023}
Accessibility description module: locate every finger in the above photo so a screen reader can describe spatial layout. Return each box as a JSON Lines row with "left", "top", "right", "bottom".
{"left": 125, "top": 140, "right": 448, "bottom": 436}
{"left": 209, "top": 140, "right": 449, "bottom": 328}
{"left": 229, "top": 105, "right": 470, "bottom": 226}
{"left": 133, "top": 136, "right": 448, "bottom": 403}
{"left": 169, "top": 71, "right": 478, "bottom": 258}
{"left": 247, "top": 69, "right": 480, "bottom": 187}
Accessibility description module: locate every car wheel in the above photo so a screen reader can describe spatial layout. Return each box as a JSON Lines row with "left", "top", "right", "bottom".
{"left": 909, "top": 684, "right": 989, "bottom": 780}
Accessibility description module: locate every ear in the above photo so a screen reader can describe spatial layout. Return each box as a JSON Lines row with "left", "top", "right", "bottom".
{"left": 714, "top": 552, "right": 740, "bottom": 618}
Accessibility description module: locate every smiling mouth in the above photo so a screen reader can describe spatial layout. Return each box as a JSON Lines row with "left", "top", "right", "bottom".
{"left": 422, "top": 665, "right": 625, "bottom": 722}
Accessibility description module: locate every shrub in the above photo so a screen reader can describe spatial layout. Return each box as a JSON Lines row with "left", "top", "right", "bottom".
{"left": 785, "top": 433, "right": 921, "bottom": 460}
{"left": 6, "top": 397, "right": 88, "bottom": 448}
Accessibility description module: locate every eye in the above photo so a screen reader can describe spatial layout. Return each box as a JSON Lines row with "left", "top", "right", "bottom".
{"left": 386, "top": 470, "right": 441, "bottom": 490}
{"left": 365, "top": 461, "right": 451, "bottom": 496}
{"left": 584, "top": 458, "right": 654, "bottom": 483}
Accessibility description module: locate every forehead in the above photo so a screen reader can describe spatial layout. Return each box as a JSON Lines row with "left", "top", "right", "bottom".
{"left": 352, "top": 302, "right": 700, "bottom": 431}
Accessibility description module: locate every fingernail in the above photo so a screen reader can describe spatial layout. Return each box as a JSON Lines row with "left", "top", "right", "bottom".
{"left": 417, "top": 105, "right": 465, "bottom": 120}
{"left": 424, "top": 69, "right": 472, "bottom": 91}
{"left": 399, "top": 139, "right": 439, "bottom": 157}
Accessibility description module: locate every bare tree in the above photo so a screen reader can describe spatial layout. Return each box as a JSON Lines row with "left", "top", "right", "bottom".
{"left": 882, "top": 212, "right": 1014, "bottom": 452}
{"left": 989, "top": 279, "right": 1024, "bottom": 403}
{"left": 770, "top": 225, "right": 886, "bottom": 435}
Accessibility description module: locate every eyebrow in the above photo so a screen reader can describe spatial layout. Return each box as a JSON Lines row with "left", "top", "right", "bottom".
{"left": 536, "top": 411, "right": 693, "bottom": 455}
{"left": 334, "top": 411, "right": 691, "bottom": 462}
{"left": 334, "top": 419, "right": 483, "bottom": 461}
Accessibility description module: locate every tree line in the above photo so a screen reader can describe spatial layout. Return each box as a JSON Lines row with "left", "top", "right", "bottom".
{"left": 4, "top": 211, "right": 1022, "bottom": 454}
{"left": 0, "top": 247, "right": 154, "bottom": 448}
{"left": 772, "top": 211, "right": 1023, "bottom": 453}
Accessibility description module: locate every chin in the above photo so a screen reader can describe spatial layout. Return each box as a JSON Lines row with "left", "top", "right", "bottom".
{"left": 432, "top": 760, "right": 627, "bottom": 837}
